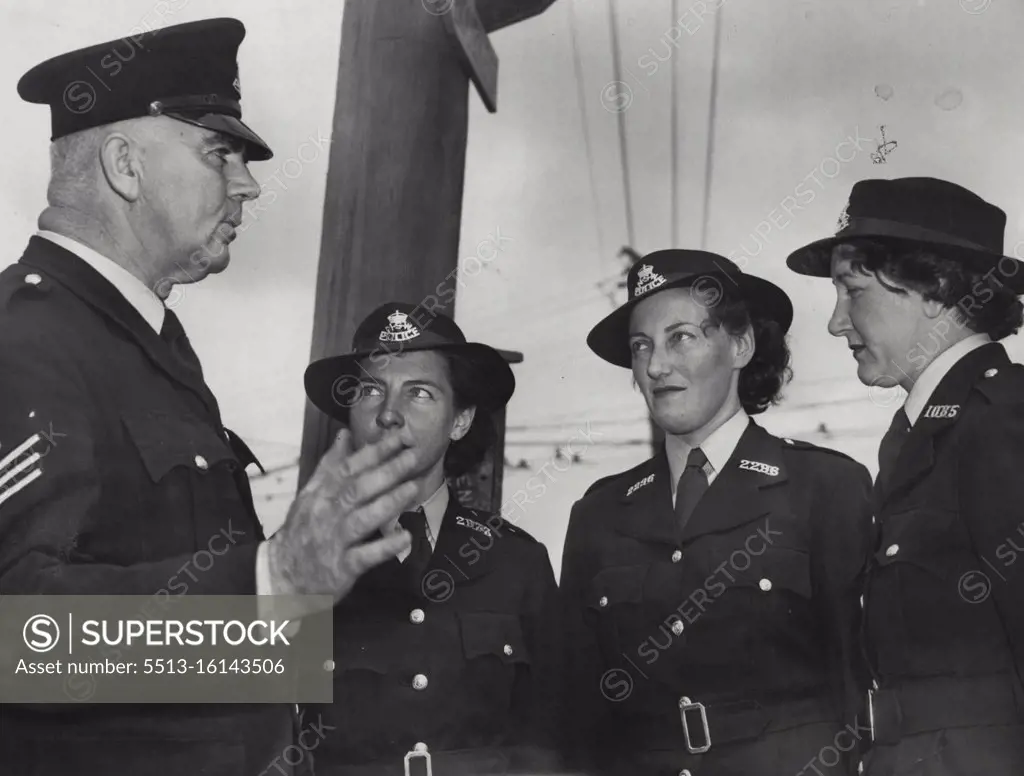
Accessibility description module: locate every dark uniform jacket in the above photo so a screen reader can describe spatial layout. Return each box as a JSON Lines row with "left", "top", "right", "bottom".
{"left": 862, "top": 342, "right": 1024, "bottom": 776}
{"left": 0, "top": 237, "right": 301, "bottom": 776}
{"left": 302, "top": 492, "right": 562, "bottom": 776}
{"left": 560, "top": 419, "right": 873, "bottom": 776}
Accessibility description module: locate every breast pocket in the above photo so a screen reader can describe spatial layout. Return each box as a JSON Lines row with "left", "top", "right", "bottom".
{"left": 459, "top": 611, "right": 531, "bottom": 709}
{"left": 583, "top": 564, "right": 655, "bottom": 659}
{"left": 119, "top": 409, "right": 242, "bottom": 558}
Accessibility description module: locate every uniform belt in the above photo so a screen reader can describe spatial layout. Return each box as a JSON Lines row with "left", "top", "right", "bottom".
{"left": 316, "top": 746, "right": 512, "bottom": 776}
{"left": 613, "top": 695, "right": 837, "bottom": 753}
{"left": 868, "top": 673, "right": 1024, "bottom": 745}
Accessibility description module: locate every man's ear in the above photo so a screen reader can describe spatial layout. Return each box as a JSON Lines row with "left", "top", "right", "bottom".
{"left": 98, "top": 132, "right": 141, "bottom": 202}
{"left": 450, "top": 406, "right": 476, "bottom": 442}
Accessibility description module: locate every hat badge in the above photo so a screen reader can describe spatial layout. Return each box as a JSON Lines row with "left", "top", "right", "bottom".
{"left": 836, "top": 201, "right": 851, "bottom": 233}
{"left": 379, "top": 310, "right": 421, "bottom": 343}
{"left": 633, "top": 263, "right": 667, "bottom": 298}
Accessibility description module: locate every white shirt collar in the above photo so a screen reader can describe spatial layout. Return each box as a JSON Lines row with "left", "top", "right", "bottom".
{"left": 37, "top": 230, "right": 166, "bottom": 333}
{"left": 391, "top": 481, "right": 449, "bottom": 555}
{"left": 665, "top": 407, "right": 749, "bottom": 501}
{"left": 904, "top": 333, "right": 992, "bottom": 425}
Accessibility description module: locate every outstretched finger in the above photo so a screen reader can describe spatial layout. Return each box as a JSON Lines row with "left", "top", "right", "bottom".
{"left": 340, "top": 479, "right": 420, "bottom": 546}
{"left": 346, "top": 531, "right": 412, "bottom": 577}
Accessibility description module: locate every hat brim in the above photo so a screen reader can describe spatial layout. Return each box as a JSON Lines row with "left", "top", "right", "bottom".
{"left": 168, "top": 112, "right": 273, "bottom": 161}
{"left": 587, "top": 273, "right": 794, "bottom": 368}
{"left": 787, "top": 225, "right": 1024, "bottom": 293}
{"left": 304, "top": 342, "right": 516, "bottom": 422}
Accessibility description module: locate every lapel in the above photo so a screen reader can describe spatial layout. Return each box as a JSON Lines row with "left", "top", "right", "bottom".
{"left": 875, "top": 342, "right": 1010, "bottom": 510}
{"left": 430, "top": 488, "right": 502, "bottom": 583}
{"left": 19, "top": 236, "right": 220, "bottom": 417}
{"left": 612, "top": 450, "right": 678, "bottom": 546}
{"left": 681, "top": 420, "right": 786, "bottom": 543}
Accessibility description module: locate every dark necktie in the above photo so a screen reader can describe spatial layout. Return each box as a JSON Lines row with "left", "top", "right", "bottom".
{"left": 159, "top": 308, "right": 203, "bottom": 377}
{"left": 675, "top": 447, "right": 710, "bottom": 533}
{"left": 398, "top": 508, "right": 432, "bottom": 589}
{"left": 877, "top": 407, "right": 911, "bottom": 492}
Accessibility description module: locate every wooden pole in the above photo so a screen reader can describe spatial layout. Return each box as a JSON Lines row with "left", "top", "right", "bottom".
{"left": 299, "top": 0, "right": 557, "bottom": 513}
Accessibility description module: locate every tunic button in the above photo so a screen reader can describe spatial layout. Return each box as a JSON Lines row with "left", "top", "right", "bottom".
{"left": 503, "top": 644, "right": 514, "bottom": 656}
{"left": 409, "top": 608, "right": 425, "bottom": 624}
{"left": 783, "top": 438, "right": 794, "bottom": 445}
{"left": 323, "top": 659, "right": 335, "bottom": 672}
{"left": 671, "top": 620, "right": 684, "bottom": 636}
{"left": 194, "top": 454, "right": 208, "bottom": 470}
{"left": 671, "top": 550, "right": 683, "bottom": 563}
{"left": 985, "top": 368, "right": 999, "bottom": 378}
{"left": 25, "top": 273, "right": 42, "bottom": 285}
{"left": 412, "top": 673, "right": 428, "bottom": 691}
{"left": 759, "top": 578, "right": 772, "bottom": 592}
{"left": 680, "top": 770, "right": 693, "bottom": 776}
{"left": 885, "top": 544, "right": 899, "bottom": 557}
{"left": 599, "top": 596, "right": 609, "bottom": 607}
{"left": 414, "top": 742, "right": 428, "bottom": 753}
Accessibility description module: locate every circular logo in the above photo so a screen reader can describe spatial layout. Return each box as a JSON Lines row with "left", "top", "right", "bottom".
{"left": 599, "top": 668, "right": 633, "bottom": 702}
{"left": 62, "top": 80, "right": 97, "bottom": 114}
{"left": 422, "top": 0, "right": 454, "bottom": 15}
{"left": 959, "top": 0, "right": 991, "bottom": 14}
{"left": 23, "top": 614, "right": 60, "bottom": 653}
{"left": 421, "top": 569, "right": 455, "bottom": 603}
{"left": 690, "top": 276, "right": 723, "bottom": 310}
{"left": 63, "top": 673, "right": 97, "bottom": 702}
{"left": 958, "top": 570, "right": 991, "bottom": 604}
{"left": 331, "top": 374, "right": 365, "bottom": 409}
{"left": 600, "top": 81, "right": 633, "bottom": 113}
{"left": 164, "top": 284, "right": 185, "bottom": 310}
{"left": 866, "top": 377, "right": 906, "bottom": 409}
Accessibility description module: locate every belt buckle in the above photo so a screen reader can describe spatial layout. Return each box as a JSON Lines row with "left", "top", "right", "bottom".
{"left": 404, "top": 743, "right": 432, "bottom": 776}
{"left": 678, "top": 696, "right": 711, "bottom": 754}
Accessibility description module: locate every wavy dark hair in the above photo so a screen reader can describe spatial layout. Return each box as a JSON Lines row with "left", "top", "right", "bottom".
{"left": 438, "top": 350, "right": 497, "bottom": 478}
{"left": 838, "top": 238, "right": 1024, "bottom": 340}
{"left": 681, "top": 281, "right": 793, "bottom": 415}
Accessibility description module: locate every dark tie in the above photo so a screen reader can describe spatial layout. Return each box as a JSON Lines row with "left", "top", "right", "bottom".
{"left": 398, "top": 508, "right": 432, "bottom": 589}
{"left": 675, "top": 447, "right": 710, "bottom": 533}
{"left": 877, "top": 407, "right": 911, "bottom": 492}
{"left": 159, "top": 308, "right": 203, "bottom": 377}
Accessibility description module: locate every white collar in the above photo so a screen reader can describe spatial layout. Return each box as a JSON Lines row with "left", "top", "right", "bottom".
{"left": 665, "top": 406, "right": 749, "bottom": 497}
{"left": 37, "top": 230, "right": 166, "bottom": 333}
{"left": 904, "top": 333, "right": 991, "bottom": 425}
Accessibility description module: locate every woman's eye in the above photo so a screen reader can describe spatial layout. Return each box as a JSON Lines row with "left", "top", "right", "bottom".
{"left": 411, "top": 387, "right": 434, "bottom": 400}
{"left": 361, "top": 384, "right": 383, "bottom": 398}
{"left": 630, "top": 340, "right": 650, "bottom": 355}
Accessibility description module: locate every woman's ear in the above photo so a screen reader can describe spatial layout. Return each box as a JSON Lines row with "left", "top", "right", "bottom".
{"left": 450, "top": 406, "right": 477, "bottom": 442}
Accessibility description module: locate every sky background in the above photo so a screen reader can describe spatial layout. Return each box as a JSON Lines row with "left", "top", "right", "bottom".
{"left": 3, "top": 0, "right": 1022, "bottom": 577}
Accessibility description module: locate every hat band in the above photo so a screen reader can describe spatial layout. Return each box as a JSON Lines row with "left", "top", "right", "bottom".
{"left": 838, "top": 216, "right": 1002, "bottom": 255}
{"left": 148, "top": 94, "right": 241, "bottom": 117}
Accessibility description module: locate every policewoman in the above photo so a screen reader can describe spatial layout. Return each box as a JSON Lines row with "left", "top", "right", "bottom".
{"left": 301, "top": 303, "right": 562, "bottom": 775}
{"left": 560, "top": 251, "right": 873, "bottom": 776}
{"left": 787, "top": 177, "right": 1024, "bottom": 775}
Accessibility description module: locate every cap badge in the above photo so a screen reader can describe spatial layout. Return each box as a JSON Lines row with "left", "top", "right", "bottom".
{"left": 379, "top": 310, "right": 421, "bottom": 343}
{"left": 633, "top": 264, "right": 667, "bottom": 298}
{"left": 836, "top": 202, "right": 850, "bottom": 233}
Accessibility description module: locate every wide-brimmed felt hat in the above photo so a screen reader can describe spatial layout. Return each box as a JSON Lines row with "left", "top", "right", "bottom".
{"left": 18, "top": 18, "right": 272, "bottom": 161}
{"left": 587, "top": 249, "right": 794, "bottom": 368}
{"left": 786, "top": 177, "right": 1024, "bottom": 292}
{"left": 305, "top": 303, "right": 515, "bottom": 421}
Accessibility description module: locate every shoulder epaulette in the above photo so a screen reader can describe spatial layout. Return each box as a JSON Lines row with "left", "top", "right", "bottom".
{"left": 0, "top": 267, "right": 53, "bottom": 309}
{"left": 974, "top": 362, "right": 1024, "bottom": 406}
{"left": 779, "top": 436, "right": 859, "bottom": 465}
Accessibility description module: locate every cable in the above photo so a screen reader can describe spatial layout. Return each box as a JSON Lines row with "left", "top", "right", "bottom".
{"left": 670, "top": 0, "right": 680, "bottom": 249}
{"left": 569, "top": 0, "right": 608, "bottom": 262}
{"left": 699, "top": 3, "right": 723, "bottom": 250}
{"left": 607, "top": 0, "right": 636, "bottom": 249}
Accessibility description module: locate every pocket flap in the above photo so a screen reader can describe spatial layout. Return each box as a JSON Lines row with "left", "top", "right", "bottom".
{"left": 122, "top": 409, "right": 235, "bottom": 482}
{"left": 586, "top": 564, "right": 648, "bottom": 610}
{"left": 458, "top": 611, "right": 530, "bottom": 665}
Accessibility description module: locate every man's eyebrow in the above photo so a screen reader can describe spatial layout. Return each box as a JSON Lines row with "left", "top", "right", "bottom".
{"left": 199, "top": 133, "right": 245, "bottom": 153}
